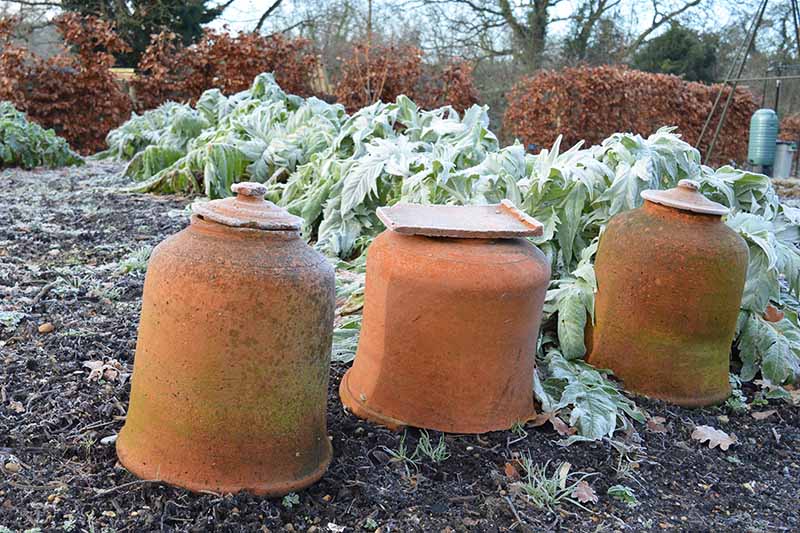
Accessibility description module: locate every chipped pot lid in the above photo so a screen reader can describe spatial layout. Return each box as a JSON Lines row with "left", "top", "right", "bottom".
{"left": 641, "top": 179, "right": 729, "bottom": 216}
{"left": 377, "top": 200, "right": 544, "bottom": 238}
{"left": 192, "top": 182, "right": 303, "bottom": 230}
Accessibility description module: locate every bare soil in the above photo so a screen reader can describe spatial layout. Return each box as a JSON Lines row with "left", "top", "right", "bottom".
{"left": 1, "top": 162, "right": 799, "bottom": 532}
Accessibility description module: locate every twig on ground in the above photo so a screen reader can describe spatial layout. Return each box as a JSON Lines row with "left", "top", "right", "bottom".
{"left": 30, "top": 280, "right": 58, "bottom": 308}
{"left": 90, "top": 479, "right": 159, "bottom": 499}
{"left": 505, "top": 495, "right": 526, "bottom": 528}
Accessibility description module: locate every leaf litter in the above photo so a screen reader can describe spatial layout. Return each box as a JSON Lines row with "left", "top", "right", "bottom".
{"left": 691, "top": 425, "right": 737, "bottom": 451}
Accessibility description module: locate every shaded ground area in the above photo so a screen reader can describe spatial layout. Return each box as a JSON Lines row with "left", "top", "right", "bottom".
{"left": 1, "top": 162, "right": 799, "bottom": 532}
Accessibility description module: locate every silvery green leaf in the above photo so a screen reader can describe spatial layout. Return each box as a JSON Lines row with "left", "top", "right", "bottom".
{"left": 340, "top": 154, "right": 385, "bottom": 215}
{"left": 557, "top": 288, "right": 589, "bottom": 360}
{"left": 557, "top": 183, "right": 587, "bottom": 268}
{"left": 607, "top": 485, "right": 638, "bottom": 506}
{"left": 533, "top": 368, "right": 559, "bottom": 413}
{"left": 203, "top": 143, "right": 248, "bottom": 198}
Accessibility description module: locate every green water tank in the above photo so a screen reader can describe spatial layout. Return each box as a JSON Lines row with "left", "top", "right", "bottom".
{"left": 748, "top": 109, "right": 779, "bottom": 166}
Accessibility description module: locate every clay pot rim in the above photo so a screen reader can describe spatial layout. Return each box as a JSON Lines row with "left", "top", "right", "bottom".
{"left": 375, "top": 232, "right": 540, "bottom": 266}
{"left": 191, "top": 215, "right": 301, "bottom": 239}
{"left": 641, "top": 200, "right": 724, "bottom": 220}
{"left": 377, "top": 200, "right": 544, "bottom": 239}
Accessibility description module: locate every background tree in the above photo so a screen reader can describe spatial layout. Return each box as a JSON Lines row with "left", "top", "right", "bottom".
{"left": 632, "top": 23, "right": 718, "bottom": 82}
{"left": 413, "top": 0, "right": 707, "bottom": 69}
{"left": 58, "top": 0, "right": 233, "bottom": 65}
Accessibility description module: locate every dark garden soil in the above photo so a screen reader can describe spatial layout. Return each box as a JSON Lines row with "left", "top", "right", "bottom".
{"left": 1, "top": 162, "right": 799, "bottom": 533}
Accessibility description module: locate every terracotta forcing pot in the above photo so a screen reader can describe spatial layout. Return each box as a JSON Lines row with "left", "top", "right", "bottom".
{"left": 587, "top": 179, "right": 748, "bottom": 407}
{"left": 339, "top": 201, "right": 551, "bottom": 433}
{"left": 117, "top": 182, "right": 335, "bottom": 495}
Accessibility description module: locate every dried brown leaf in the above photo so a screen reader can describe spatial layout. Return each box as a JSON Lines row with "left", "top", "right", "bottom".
{"left": 646, "top": 416, "right": 667, "bottom": 433}
{"left": 83, "top": 359, "right": 124, "bottom": 382}
{"left": 691, "top": 425, "right": 736, "bottom": 451}
{"left": 503, "top": 462, "right": 520, "bottom": 481}
{"left": 531, "top": 411, "right": 576, "bottom": 436}
{"left": 572, "top": 480, "right": 598, "bottom": 504}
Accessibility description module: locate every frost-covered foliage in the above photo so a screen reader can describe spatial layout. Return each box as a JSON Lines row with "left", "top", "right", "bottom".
{"left": 0, "top": 102, "right": 82, "bottom": 169}
{"left": 95, "top": 101, "right": 206, "bottom": 161}
{"left": 105, "top": 73, "right": 800, "bottom": 441}
{"left": 102, "top": 74, "right": 346, "bottom": 200}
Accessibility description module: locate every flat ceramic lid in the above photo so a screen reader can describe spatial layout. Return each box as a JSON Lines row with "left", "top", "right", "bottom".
{"left": 376, "top": 200, "right": 544, "bottom": 238}
{"left": 192, "top": 182, "right": 303, "bottom": 230}
{"left": 641, "top": 179, "right": 729, "bottom": 216}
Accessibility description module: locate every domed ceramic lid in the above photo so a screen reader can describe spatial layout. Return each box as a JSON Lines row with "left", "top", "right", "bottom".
{"left": 641, "top": 179, "right": 729, "bottom": 216}
{"left": 192, "top": 182, "right": 303, "bottom": 230}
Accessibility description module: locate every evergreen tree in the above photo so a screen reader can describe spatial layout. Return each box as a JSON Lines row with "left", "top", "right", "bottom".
{"left": 633, "top": 23, "right": 718, "bottom": 83}
{"left": 61, "top": 0, "right": 229, "bottom": 66}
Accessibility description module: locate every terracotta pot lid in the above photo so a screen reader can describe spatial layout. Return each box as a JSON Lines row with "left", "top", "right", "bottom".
{"left": 192, "top": 182, "right": 303, "bottom": 230}
{"left": 377, "top": 200, "right": 543, "bottom": 238}
{"left": 641, "top": 179, "right": 729, "bottom": 216}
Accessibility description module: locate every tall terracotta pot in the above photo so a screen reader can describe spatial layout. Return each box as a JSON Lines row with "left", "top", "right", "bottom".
{"left": 587, "top": 179, "right": 748, "bottom": 407}
{"left": 339, "top": 202, "right": 551, "bottom": 433}
{"left": 117, "top": 182, "right": 335, "bottom": 495}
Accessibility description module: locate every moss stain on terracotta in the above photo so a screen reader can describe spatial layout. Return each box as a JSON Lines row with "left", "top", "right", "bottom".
{"left": 588, "top": 180, "right": 748, "bottom": 407}
{"left": 117, "top": 183, "right": 335, "bottom": 496}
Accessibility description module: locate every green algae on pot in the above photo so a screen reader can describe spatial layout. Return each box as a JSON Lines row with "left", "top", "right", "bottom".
{"left": 117, "top": 182, "right": 335, "bottom": 496}
{"left": 587, "top": 180, "right": 748, "bottom": 407}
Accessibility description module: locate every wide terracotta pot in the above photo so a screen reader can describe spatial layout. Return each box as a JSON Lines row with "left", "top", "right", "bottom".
{"left": 587, "top": 179, "right": 748, "bottom": 407}
{"left": 339, "top": 202, "right": 551, "bottom": 433}
{"left": 117, "top": 182, "right": 335, "bottom": 495}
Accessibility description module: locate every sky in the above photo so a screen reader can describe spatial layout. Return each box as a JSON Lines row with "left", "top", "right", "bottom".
{"left": 0, "top": 0, "right": 746, "bottom": 39}
{"left": 209, "top": 0, "right": 741, "bottom": 36}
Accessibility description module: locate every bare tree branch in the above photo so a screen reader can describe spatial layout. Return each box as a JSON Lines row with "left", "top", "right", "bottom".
{"left": 254, "top": 0, "right": 284, "bottom": 32}
{"left": 0, "top": 0, "right": 61, "bottom": 7}
{"left": 625, "top": 0, "right": 702, "bottom": 54}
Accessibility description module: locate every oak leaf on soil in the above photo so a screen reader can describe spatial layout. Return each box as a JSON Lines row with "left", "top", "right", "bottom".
{"left": 83, "top": 359, "right": 124, "bottom": 382}
{"left": 691, "top": 425, "right": 737, "bottom": 451}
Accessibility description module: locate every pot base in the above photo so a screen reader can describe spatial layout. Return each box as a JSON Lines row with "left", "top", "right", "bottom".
{"left": 339, "top": 370, "right": 407, "bottom": 431}
{"left": 339, "top": 370, "right": 534, "bottom": 434}
{"left": 116, "top": 438, "right": 332, "bottom": 497}
{"left": 629, "top": 385, "right": 732, "bottom": 408}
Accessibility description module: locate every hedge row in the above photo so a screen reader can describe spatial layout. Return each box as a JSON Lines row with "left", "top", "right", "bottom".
{"left": 1, "top": 17, "right": 761, "bottom": 164}
{"left": 504, "top": 66, "right": 757, "bottom": 165}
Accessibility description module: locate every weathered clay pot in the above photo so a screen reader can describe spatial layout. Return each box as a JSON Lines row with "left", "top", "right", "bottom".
{"left": 587, "top": 179, "right": 748, "bottom": 407}
{"left": 339, "top": 202, "right": 551, "bottom": 433}
{"left": 117, "top": 182, "right": 335, "bottom": 495}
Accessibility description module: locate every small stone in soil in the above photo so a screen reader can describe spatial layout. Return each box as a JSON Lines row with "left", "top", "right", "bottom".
{"left": 38, "top": 322, "right": 54, "bottom": 333}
